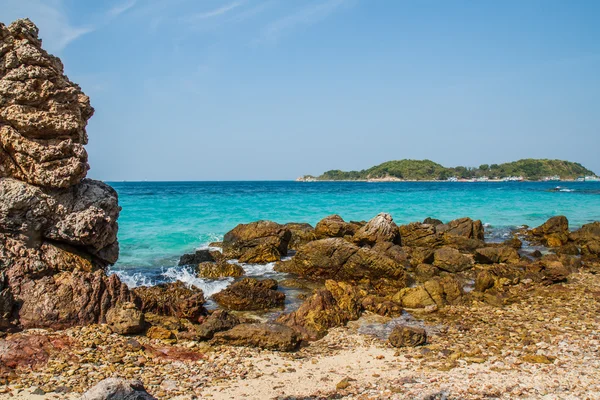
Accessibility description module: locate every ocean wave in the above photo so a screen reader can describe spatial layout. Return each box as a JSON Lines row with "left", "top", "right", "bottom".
{"left": 111, "top": 270, "right": 154, "bottom": 288}
{"left": 161, "top": 266, "right": 233, "bottom": 297}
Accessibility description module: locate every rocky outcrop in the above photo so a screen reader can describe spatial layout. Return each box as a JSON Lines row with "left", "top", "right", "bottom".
{"left": 197, "top": 261, "right": 244, "bottom": 279}
{"left": 393, "top": 276, "right": 464, "bottom": 309}
{"left": 0, "top": 19, "right": 93, "bottom": 188}
{"left": 274, "top": 238, "right": 406, "bottom": 289}
{"left": 284, "top": 222, "right": 317, "bottom": 250}
{"left": 178, "top": 249, "right": 215, "bottom": 266}
{"left": 529, "top": 216, "right": 570, "bottom": 247}
{"left": 212, "top": 323, "right": 300, "bottom": 352}
{"left": 222, "top": 220, "right": 291, "bottom": 263}
{"left": 474, "top": 246, "right": 520, "bottom": 264}
{"left": 212, "top": 278, "right": 285, "bottom": 311}
{"left": 353, "top": 213, "right": 400, "bottom": 246}
{"left": 399, "top": 217, "right": 485, "bottom": 249}
{"left": 314, "top": 215, "right": 358, "bottom": 239}
{"left": 193, "top": 309, "right": 239, "bottom": 341}
{"left": 133, "top": 282, "right": 206, "bottom": 322}
{"left": 81, "top": 378, "right": 156, "bottom": 400}
{"left": 277, "top": 280, "right": 364, "bottom": 340}
{"left": 0, "top": 19, "right": 129, "bottom": 331}
{"left": 432, "top": 247, "right": 473, "bottom": 272}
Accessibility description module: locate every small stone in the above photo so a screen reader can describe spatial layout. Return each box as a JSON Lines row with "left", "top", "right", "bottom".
{"left": 336, "top": 378, "right": 351, "bottom": 390}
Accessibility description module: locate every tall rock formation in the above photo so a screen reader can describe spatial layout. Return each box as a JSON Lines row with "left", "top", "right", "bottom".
{"left": 0, "top": 19, "right": 132, "bottom": 330}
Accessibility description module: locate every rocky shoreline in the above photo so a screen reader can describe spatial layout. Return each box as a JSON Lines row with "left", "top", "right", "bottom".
{"left": 2, "top": 18, "right": 600, "bottom": 400}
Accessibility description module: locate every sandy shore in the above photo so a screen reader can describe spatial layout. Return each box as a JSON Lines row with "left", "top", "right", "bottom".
{"left": 2, "top": 271, "right": 600, "bottom": 399}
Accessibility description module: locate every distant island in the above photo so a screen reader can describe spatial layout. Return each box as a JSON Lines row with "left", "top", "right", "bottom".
{"left": 298, "top": 159, "right": 600, "bottom": 182}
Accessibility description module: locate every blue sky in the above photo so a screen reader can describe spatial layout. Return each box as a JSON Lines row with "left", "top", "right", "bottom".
{"left": 2, "top": 0, "right": 599, "bottom": 180}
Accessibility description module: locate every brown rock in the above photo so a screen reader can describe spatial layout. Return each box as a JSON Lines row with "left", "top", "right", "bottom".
{"left": 193, "top": 309, "right": 240, "bottom": 341}
{"left": 212, "top": 323, "right": 300, "bottom": 352}
{"left": 222, "top": 220, "right": 291, "bottom": 263}
{"left": 353, "top": 213, "right": 400, "bottom": 246}
{"left": 0, "top": 19, "right": 93, "bottom": 188}
{"left": 80, "top": 378, "right": 156, "bottom": 400}
{"left": 361, "top": 295, "right": 402, "bottom": 317}
{"left": 399, "top": 223, "right": 441, "bottom": 248}
{"left": 277, "top": 280, "right": 363, "bottom": 340}
{"left": 133, "top": 282, "right": 206, "bottom": 322}
{"left": 178, "top": 250, "right": 214, "bottom": 266}
{"left": 388, "top": 326, "right": 427, "bottom": 347}
{"left": 314, "top": 215, "right": 357, "bottom": 239}
{"left": 0, "top": 334, "right": 70, "bottom": 371}
{"left": 105, "top": 302, "right": 144, "bottom": 335}
{"left": 432, "top": 247, "right": 473, "bottom": 272}
{"left": 503, "top": 237, "right": 523, "bottom": 249}
{"left": 212, "top": 278, "right": 285, "bottom": 311}
{"left": 474, "top": 246, "right": 520, "bottom": 264}
{"left": 146, "top": 326, "right": 174, "bottom": 340}
{"left": 274, "top": 238, "right": 406, "bottom": 288}
{"left": 284, "top": 222, "right": 317, "bottom": 250}
{"left": 530, "top": 216, "right": 569, "bottom": 246}
{"left": 437, "top": 217, "right": 485, "bottom": 240}
{"left": 197, "top": 261, "right": 244, "bottom": 279}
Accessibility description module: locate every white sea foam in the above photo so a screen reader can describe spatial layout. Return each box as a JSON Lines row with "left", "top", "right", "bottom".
{"left": 161, "top": 266, "right": 232, "bottom": 297}
{"left": 110, "top": 270, "right": 154, "bottom": 288}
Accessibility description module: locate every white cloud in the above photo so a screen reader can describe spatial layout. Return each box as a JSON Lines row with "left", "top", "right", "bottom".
{"left": 260, "top": 0, "right": 349, "bottom": 43}
{"left": 185, "top": 1, "right": 244, "bottom": 22}
{"left": 0, "top": 0, "right": 93, "bottom": 52}
{"left": 108, "top": 0, "right": 138, "bottom": 17}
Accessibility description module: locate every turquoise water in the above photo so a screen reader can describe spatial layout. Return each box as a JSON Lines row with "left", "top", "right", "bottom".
{"left": 108, "top": 181, "right": 600, "bottom": 293}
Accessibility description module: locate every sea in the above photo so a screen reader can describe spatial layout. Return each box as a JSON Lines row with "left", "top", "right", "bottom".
{"left": 108, "top": 181, "right": 600, "bottom": 305}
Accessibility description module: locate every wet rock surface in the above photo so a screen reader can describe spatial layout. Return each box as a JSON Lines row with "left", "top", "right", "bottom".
{"left": 222, "top": 220, "right": 291, "bottom": 263}
{"left": 212, "top": 278, "right": 285, "bottom": 311}
{"left": 133, "top": 282, "right": 206, "bottom": 322}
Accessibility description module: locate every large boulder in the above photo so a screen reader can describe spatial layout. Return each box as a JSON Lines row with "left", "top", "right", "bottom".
{"left": 314, "top": 215, "right": 358, "bottom": 239}
{"left": 437, "top": 217, "right": 485, "bottom": 240}
{"left": 277, "top": 280, "right": 364, "bottom": 340}
{"left": 353, "top": 213, "right": 401, "bottom": 246}
{"left": 212, "top": 278, "right": 285, "bottom": 311}
{"left": 81, "top": 378, "right": 156, "bottom": 400}
{"left": 0, "top": 20, "right": 126, "bottom": 331}
{"left": 393, "top": 276, "right": 463, "bottom": 308}
{"left": 178, "top": 249, "right": 215, "bottom": 266}
{"left": 192, "top": 309, "right": 240, "bottom": 341}
{"left": 284, "top": 222, "right": 317, "bottom": 250}
{"left": 275, "top": 238, "right": 406, "bottom": 288}
{"left": 388, "top": 326, "right": 427, "bottom": 347}
{"left": 105, "top": 302, "right": 144, "bottom": 335}
{"left": 133, "top": 282, "right": 206, "bottom": 322}
{"left": 474, "top": 246, "right": 521, "bottom": 264}
{"left": 530, "top": 216, "right": 569, "bottom": 247}
{"left": 212, "top": 323, "right": 300, "bottom": 352}
{"left": 222, "top": 220, "right": 291, "bottom": 263}
{"left": 0, "top": 178, "right": 120, "bottom": 265}
{"left": 432, "top": 247, "right": 473, "bottom": 272}
{"left": 398, "top": 222, "right": 441, "bottom": 248}
{"left": 0, "top": 19, "right": 93, "bottom": 188}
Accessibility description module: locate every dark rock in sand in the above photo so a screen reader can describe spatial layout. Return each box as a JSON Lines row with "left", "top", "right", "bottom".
{"left": 353, "top": 213, "right": 401, "bottom": 246}
{"left": 105, "top": 302, "right": 144, "bottom": 335}
{"left": 388, "top": 326, "right": 427, "bottom": 347}
{"left": 178, "top": 250, "right": 215, "bottom": 266}
{"left": 222, "top": 220, "right": 291, "bottom": 263}
{"left": 393, "top": 276, "right": 463, "bottom": 309}
{"left": 133, "top": 282, "right": 206, "bottom": 322}
{"left": 361, "top": 295, "right": 402, "bottom": 317}
{"left": 193, "top": 309, "right": 240, "bottom": 341}
{"left": 81, "top": 378, "right": 156, "bottom": 400}
{"left": 212, "top": 323, "right": 300, "bottom": 352}
{"left": 212, "top": 278, "right": 285, "bottom": 311}
{"left": 197, "top": 261, "right": 244, "bottom": 279}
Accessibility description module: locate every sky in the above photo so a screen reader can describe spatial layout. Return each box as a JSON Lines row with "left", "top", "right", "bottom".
{"left": 1, "top": 0, "right": 599, "bottom": 180}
